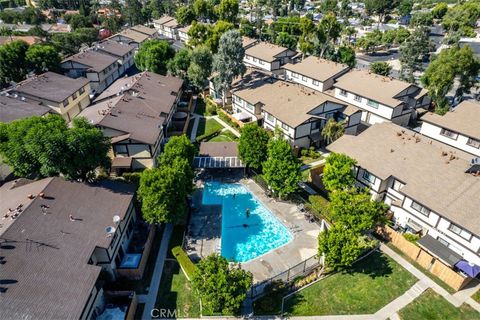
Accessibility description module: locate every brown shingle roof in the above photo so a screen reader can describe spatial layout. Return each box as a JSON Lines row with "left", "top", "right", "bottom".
{"left": 284, "top": 56, "right": 349, "bottom": 82}
{"left": 0, "top": 35, "right": 41, "bottom": 45}
{"left": 114, "top": 28, "right": 150, "bottom": 43}
{"left": 242, "top": 36, "right": 258, "bottom": 49}
{"left": 0, "top": 177, "right": 135, "bottom": 320}
{"left": 79, "top": 72, "right": 183, "bottom": 144}
{"left": 421, "top": 100, "right": 480, "bottom": 139}
{"left": 130, "top": 24, "right": 157, "bottom": 36}
{"left": 334, "top": 69, "right": 417, "bottom": 107}
{"left": 154, "top": 16, "right": 175, "bottom": 25}
{"left": 245, "top": 42, "right": 290, "bottom": 62}
{"left": 94, "top": 40, "right": 135, "bottom": 58}
{"left": 0, "top": 95, "right": 52, "bottom": 122}
{"left": 63, "top": 50, "right": 119, "bottom": 73}
{"left": 199, "top": 142, "right": 239, "bottom": 157}
{"left": 13, "top": 72, "right": 89, "bottom": 103}
{"left": 328, "top": 122, "right": 480, "bottom": 234}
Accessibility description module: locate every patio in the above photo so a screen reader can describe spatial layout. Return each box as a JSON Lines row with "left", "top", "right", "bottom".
{"left": 186, "top": 169, "right": 321, "bottom": 282}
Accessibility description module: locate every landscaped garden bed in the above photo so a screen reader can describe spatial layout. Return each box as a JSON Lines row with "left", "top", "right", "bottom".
{"left": 399, "top": 289, "right": 480, "bottom": 320}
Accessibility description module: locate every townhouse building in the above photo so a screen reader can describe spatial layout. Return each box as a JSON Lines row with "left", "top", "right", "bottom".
{"left": 78, "top": 72, "right": 183, "bottom": 171}
{"left": 328, "top": 122, "right": 480, "bottom": 269}
{"left": 130, "top": 25, "right": 158, "bottom": 38}
{"left": 61, "top": 49, "right": 122, "bottom": 95}
{"left": 332, "top": 69, "right": 430, "bottom": 126}
{"left": 420, "top": 100, "right": 480, "bottom": 157}
{"left": 0, "top": 177, "right": 138, "bottom": 320}
{"left": 153, "top": 16, "right": 180, "bottom": 39}
{"left": 93, "top": 40, "right": 135, "bottom": 75}
{"left": 242, "top": 36, "right": 259, "bottom": 50}
{"left": 178, "top": 25, "right": 191, "bottom": 43}
{"left": 108, "top": 26, "right": 156, "bottom": 48}
{"left": 230, "top": 70, "right": 361, "bottom": 148}
{"left": 243, "top": 41, "right": 297, "bottom": 74}
{"left": 283, "top": 56, "right": 350, "bottom": 92}
{"left": 0, "top": 94, "right": 51, "bottom": 123}
{"left": 9, "top": 72, "right": 91, "bottom": 122}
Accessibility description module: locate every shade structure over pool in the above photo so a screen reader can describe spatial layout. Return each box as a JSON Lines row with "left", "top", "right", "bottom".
{"left": 455, "top": 260, "right": 480, "bottom": 278}
{"left": 194, "top": 142, "right": 245, "bottom": 168}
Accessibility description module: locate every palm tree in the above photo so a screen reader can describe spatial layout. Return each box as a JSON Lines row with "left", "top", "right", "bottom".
{"left": 321, "top": 119, "right": 345, "bottom": 144}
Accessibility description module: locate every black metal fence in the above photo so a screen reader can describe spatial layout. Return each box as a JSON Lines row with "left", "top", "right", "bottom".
{"left": 248, "top": 254, "right": 321, "bottom": 300}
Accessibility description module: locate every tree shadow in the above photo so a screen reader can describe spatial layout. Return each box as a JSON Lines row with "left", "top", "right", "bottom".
{"left": 156, "top": 261, "right": 180, "bottom": 317}
{"left": 342, "top": 251, "right": 393, "bottom": 279}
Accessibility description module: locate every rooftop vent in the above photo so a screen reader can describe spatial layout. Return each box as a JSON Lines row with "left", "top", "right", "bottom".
{"left": 466, "top": 158, "right": 480, "bottom": 175}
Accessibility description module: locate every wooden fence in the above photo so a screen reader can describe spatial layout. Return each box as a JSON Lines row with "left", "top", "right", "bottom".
{"left": 376, "top": 225, "right": 471, "bottom": 291}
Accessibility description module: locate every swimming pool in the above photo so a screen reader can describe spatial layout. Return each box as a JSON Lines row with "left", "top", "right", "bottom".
{"left": 202, "top": 182, "right": 293, "bottom": 262}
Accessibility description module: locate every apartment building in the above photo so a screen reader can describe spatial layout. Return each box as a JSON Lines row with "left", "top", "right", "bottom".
{"left": 328, "top": 122, "right": 480, "bottom": 268}
{"left": 10, "top": 72, "right": 91, "bottom": 121}
{"left": 178, "top": 25, "right": 191, "bottom": 43}
{"left": 78, "top": 72, "right": 183, "bottom": 171}
{"left": 93, "top": 40, "right": 135, "bottom": 75}
{"left": 0, "top": 94, "right": 52, "bottom": 123}
{"left": 231, "top": 70, "right": 361, "bottom": 147}
{"left": 130, "top": 25, "right": 158, "bottom": 38}
{"left": 153, "top": 16, "right": 180, "bottom": 39}
{"left": 284, "top": 56, "right": 350, "bottom": 92}
{"left": 332, "top": 69, "right": 430, "bottom": 126}
{"left": 420, "top": 100, "right": 480, "bottom": 157}
{"left": 0, "top": 177, "right": 137, "bottom": 320}
{"left": 243, "top": 41, "right": 297, "bottom": 74}
{"left": 108, "top": 26, "right": 156, "bottom": 48}
{"left": 61, "top": 49, "right": 122, "bottom": 95}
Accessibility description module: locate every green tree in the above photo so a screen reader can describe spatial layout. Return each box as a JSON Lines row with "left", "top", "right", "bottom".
{"left": 167, "top": 49, "right": 191, "bottom": 78}
{"left": 318, "top": 225, "right": 364, "bottom": 270}
{"left": 421, "top": 45, "right": 480, "bottom": 114}
{"left": 64, "top": 13, "right": 93, "bottom": 30}
{"left": 0, "top": 40, "right": 29, "bottom": 87}
{"left": 206, "top": 20, "right": 234, "bottom": 52}
{"left": 321, "top": 119, "right": 345, "bottom": 144}
{"left": 397, "top": 0, "right": 413, "bottom": 17}
{"left": 275, "top": 32, "right": 297, "bottom": 50}
{"left": 238, "top": 123, "right": 270, "bottom": 170}
{"left": 364, "top": 0, "right": 396, "bottom": 24}
{"left": 322, "top": 153, "right": 356, "bottom": 192}
{"left": 176, "top": 6, "right": 196, "bottom": 26}
{"left": 410, "top": 12, "right": 433, "bottom": 27}
{"left": 263, "top": 137, "right": 302, "bottom": 199}
{"left": 442, "top": 1, "right": 480, "bottom": 37}
{"left": 135, "top": 40, "right": 175, "bottom": 74}
{"left": 319, "top": 0, "right": 337, "bottom": 14}
{"left": 212, "top": 29, "right": 245, "bottom": 107}
{"left": 159, "top": 134, "right": 195, "bottom": 170}
{"left": 192, "top": 255, "right": 252, "bottom": 314}
{"left": 187, "top": 21, "right": 212, "bottom": 48}
{"left": 124, "top": 0, "right": 145, "bottom": 26}
{"left": 399, "top": 26, "right": 433, "bottom": 83}
{"left": 216, "top": 0, "right": 239, "bottom": 23}
{"left": 316, "top": 12, "right": 342, "bottom": 58}
{"left": 25, "top": 44, "right": 61, "bottom": 74}
{"left": 432, "top": 2, "right": 448, "bottom": 20}
{"left": 329, "top": 188, "right": 387, "bottom": 233}
{"left": 370, "top": 61, "right": 392, "bottom": 76}
{"left": 335, "top": 46, "right": 356, "bottom": 68}
{"left": 188, "top": 45, "right": 213, "bottom": 90}
{"left": 193, "top": 0, "right": 215, "bottom": 21}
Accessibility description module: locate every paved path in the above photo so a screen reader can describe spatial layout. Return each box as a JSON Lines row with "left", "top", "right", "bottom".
{"left": 141, "top": 223, "right": 173, "bottom": 320}
{"left": 189, "top": 115, "right": 200, "bottom": 142}
{"left": 300, "top": 158, "right": 326, "bottom": 171}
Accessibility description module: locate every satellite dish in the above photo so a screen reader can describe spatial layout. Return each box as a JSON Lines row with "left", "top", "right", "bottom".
{"left": 105, "top": 226, "right": 116, "bottom": 235}
{"left": 113, "top": 215, "right": 121, "bottom": 224}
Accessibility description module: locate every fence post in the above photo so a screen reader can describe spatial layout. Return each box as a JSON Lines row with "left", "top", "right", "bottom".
{"left": 303, "top": 259, "right": 306, "bottom": 273}
{"left": 287, "top": 268, "right": 290, "bottom": 281}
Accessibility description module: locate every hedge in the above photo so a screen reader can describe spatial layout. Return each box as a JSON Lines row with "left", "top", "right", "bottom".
{"left": 218, "top": 111, "right": 240, "bottom": 130}
{"left": 171, "top": 246, "right": 196, "bottom": 280}
{"left": 307, "top": 194, "right": 331, "bottom": 221}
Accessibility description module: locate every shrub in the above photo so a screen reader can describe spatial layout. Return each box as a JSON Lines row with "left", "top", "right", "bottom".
{"left": 218, "top": 111, "right": 240, "bottom": 130}
{"left": 307, "top": 194, "right": 330, "bottom": 220}
{"left": 171, "top": 246, "right": 196, "bottom": 279}
{"left": 206, "top": 100, "right": 218, "bottom": 115}
{"left": 195, "top": 128, "right": 222, "bottom": 142}
{"left": 122, "top": 172, "right": 142, "bottom": 185}
{"left": 403, "top": 233, "right": 420, "bottom": 243}
{"left": 301, "top": 147, "right": 321, "bottom": 158}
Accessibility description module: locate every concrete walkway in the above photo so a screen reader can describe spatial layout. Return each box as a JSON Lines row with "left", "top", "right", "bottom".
{"left": 141, "top": 223, "right": 173, "bottom": 320}
{"left": 189, "top": 115, "right": 200, "bottom": 142}
{"left": 300, "top": 158, "right": 326, "bottom": 171}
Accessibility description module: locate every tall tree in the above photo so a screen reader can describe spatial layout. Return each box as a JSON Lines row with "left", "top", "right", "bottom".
{"left": 238, "top": 124, "right": 270, "bottom": 170}
{"left": 212, "top": 29, "right": 246, "bottom": 107}
{"left": 25, "top": 44, "right": 62, "bottom": 74}
{"left": 192, "top": 255, "right": 252, "bottom": 314}
{"left": 124, "top": 0, "right": 145, "bottom": 26}
{"left": 193, "top": 0, "right": 215, "bottom": 21}
{"left": 397, "top": 0, "right": 413, "bottom": 17}
{"left": 318, "top": 224, "right": 364, "bottom": 270}
{"left": 442, "top": 0, "right": 480, "bottom": 37}
{"left": 206, "top": 20, "right": 234, "bottom": 52}
{"left": 369, "top": 61, "right": 392, "bottom": 76}
{"left": 176, "top": 6, "right": 196, "bottom": 26}
{"left": 167, "top": 49, "right": 191, "bottom": 78}
{"left": 0, "top": 40, "right": 29, "bottom": 87}
{"left": 216, "top": 0, "right": 239, "bottom": 23}
{"left": 432, "top": 2, "right": 448, "bottom": 20}
{"left": 321, "top": 119, "right": 345, "bottom": 144}
{"left": 316, "top": 12, "right": 342, "bottom": 58}
{"left": 364, "top": 0, "right": 396, "bottom": 24}
{"left": 322, "top": 153, "right": 356, "bottom": 192}
{"left": 187, "top": 45, "right": 213, "bottom": 90}
{"left": 399, "top": 26, "right": 433, "bottom": 83}
{"left": 135, "top": 40, "right": 175, "bottom": 74}
{"left": 263, "top": 137, "right": 302, "bottom": 199}
{"left": 319, "top": 0, "right": 337, "bottom": 14}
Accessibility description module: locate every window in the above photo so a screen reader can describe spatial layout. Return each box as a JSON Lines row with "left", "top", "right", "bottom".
{"left": 440, "top": 128, "right": 458, "bottom": 140}
{"left": 72, "top": 92, "right": 78, "bottom": 100}
{"left": 339, "top": 89, "right": 348, "bottom": 97}
{"left": 411, "top": 201, "right": 430, "bottom": 217}
{"left": 245, "top": 55, "right": 251, "bottom": 60}
{"left": 437, "top": 237, "right": 450, "bottom": 247}
{"left": 362, "top": 170, "right": 376, "bottom": 184}
{"left": 79, "top": 87, "right": 85, "bottom": 95}
{"left": 312, "top": 80, "right": 319, "bottom": 86}
{"left": 354, "top": 95, "right": 362, "bottom": 102}
{"left": 467, "top": 138, "right": 480, "bottom": 149}
{"left": 259, "top": 60, "right": 265, "bottom": 65}
{"left": 302, "top": 75, "right": 307, "bottom": 81}
{"left": 246, "top": 103, "right": 254, "bottom": 111}
{"left": 62, "top": 98, "right": 69, "bottom": 107}
{"left": 281, "top": 123, "right": 289, "bottom": 131}
{"left": 253, "top": 57, "right": 258, "bottom": 63}
{"left": 312, "top": 121, "right": 321, "bottom": 130}
{"left": 392, "top": 180, "right": 404, "bottom": 191}
{"left": 292, "top": 72, "right": 299, "bottom": 78}
{"left": 115, "top": 145, "right": 128, "bottom": 155}
{"left": 367, "top": 99, "right": 379, "bottom": 108}
{"left": 266, "top": 113, "right": 274, "bottom": 122}
{"left": 448, "top": 223, "right": 463, "bottom": 236}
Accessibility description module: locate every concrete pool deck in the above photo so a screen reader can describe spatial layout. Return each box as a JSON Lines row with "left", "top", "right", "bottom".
{"left": 186, "top": 172, "right": 321, "bottom": 282}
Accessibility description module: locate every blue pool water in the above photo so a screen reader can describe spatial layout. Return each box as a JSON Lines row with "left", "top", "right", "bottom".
{"left": 202, "top": 182, "right": 293, "bottom": 262}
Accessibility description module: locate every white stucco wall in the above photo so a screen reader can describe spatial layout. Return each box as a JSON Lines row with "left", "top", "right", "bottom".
{"left": 420, "top": 122, "right": 480, "bottom": 157}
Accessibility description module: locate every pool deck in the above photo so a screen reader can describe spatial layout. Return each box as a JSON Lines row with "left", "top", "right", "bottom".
{"left": 187, "top": 174, "right": 321, "bottom": 282}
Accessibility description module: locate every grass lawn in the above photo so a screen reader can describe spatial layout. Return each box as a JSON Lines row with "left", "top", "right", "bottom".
{"left": 155, "top": 260, "right": 201, "bottom": 318}
{"left": 282, "top": 251, "right": 417, "bottom": 316}
{"left": 196, "top": 118, "right": 223, "bottom": 137}
{"left": 473, "top": 289, "right": 480, "bottom": 304}
{"left": 399, "top": 289, "right": 480, "bottom": 320}
{"left": 207, "top": 130, "right": 238, "bottom": 142}
{"left": 300, "top": 155, "right": 323, "bottom": 165}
